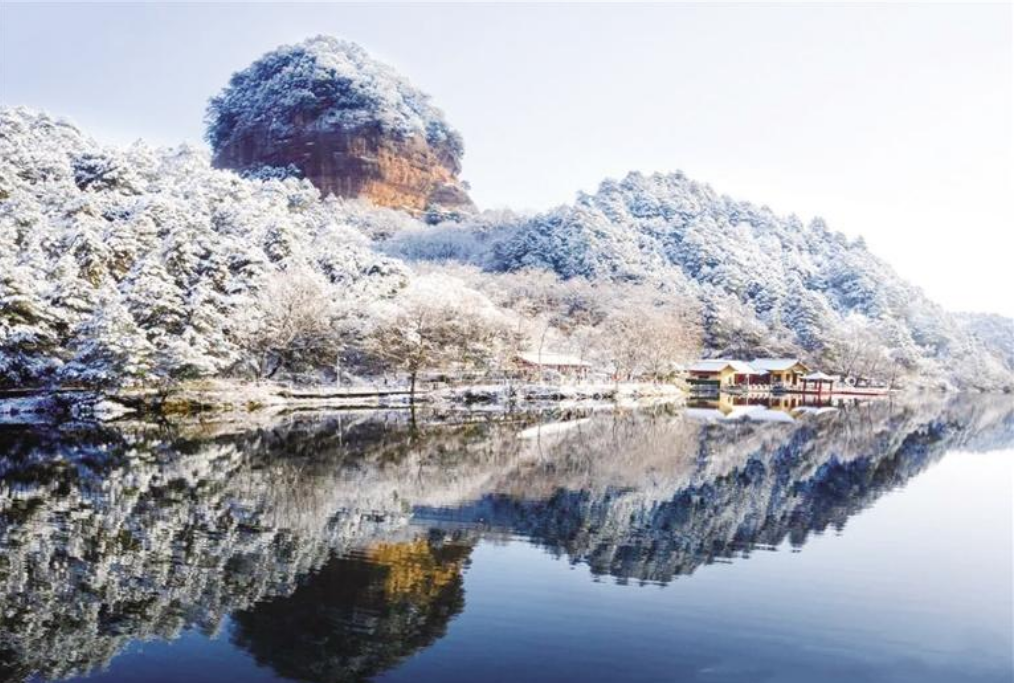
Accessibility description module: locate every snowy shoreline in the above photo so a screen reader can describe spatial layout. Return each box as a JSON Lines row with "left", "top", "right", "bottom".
{"left": 0, "top": 380, "right": 688, "bottom": 425}
{"left": 3, "top": 380, "right": 992, "bottom": 427}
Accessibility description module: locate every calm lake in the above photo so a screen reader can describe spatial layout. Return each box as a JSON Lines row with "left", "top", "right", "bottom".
{"left": 2, "top": 395, "right": 1012, "bottom": 683}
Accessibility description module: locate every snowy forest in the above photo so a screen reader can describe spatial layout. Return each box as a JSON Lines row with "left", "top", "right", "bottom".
{"left": 1, "top": 36, "right": 1012, "bottom": 394}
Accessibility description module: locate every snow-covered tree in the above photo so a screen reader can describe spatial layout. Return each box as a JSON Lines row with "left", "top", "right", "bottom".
{"left": 61, "top": 290, "right": 155, "bottom": 387}
{"left": 365, "top": 275, "right": 512, "bottom": 402}
{"left": 205, "top": 36, "right": 463, "bottom": 163}
{"left": 238, "top": 267, "right": 343, "bottom": 379}
{"left": 0, "top": 107, "right": 407, "bottom": 388}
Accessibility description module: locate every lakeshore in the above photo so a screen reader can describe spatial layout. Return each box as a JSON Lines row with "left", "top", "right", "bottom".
{"left": 0, "top": 376, "right": 910, "bottom": 425}
{"left": 0, "top": 380, "right": 686, "bottom": 424}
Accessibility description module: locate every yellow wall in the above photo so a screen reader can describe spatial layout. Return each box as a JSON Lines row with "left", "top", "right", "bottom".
{"left": 771, "top": 364, "right": 809, "bottom": 385}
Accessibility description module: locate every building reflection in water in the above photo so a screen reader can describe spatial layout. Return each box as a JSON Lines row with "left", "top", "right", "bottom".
{"left": 0, "top": 394, "right": 1011, "bottom": 681}
{"left": 685, "top": 393, "right": 862, "bottom": 422}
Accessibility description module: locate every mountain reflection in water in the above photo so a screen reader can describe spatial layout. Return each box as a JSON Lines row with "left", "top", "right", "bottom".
{"left": 1, "top": 395, "right": 1011, "bottom": 682}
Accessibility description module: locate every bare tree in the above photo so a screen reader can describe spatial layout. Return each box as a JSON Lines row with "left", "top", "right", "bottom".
{"left": 639, "top": 305, "right": 702, "bottom": 380}
{"left": 597, "top": 312, "right": 642, "bottom": 382}
{"left": 239, "top": 268, "right": 342, "bottom": 380}
{"left": 594, "top": 293, "right": 702, "bottom": 382}
{"left": 827, "top": 315, "right": 892, "bottom": 384}
{"left": 366, "top": 275, "right": 513, "bottom": 403}
{"left": 367, "top": 303, "right": 455, "bottom": 401}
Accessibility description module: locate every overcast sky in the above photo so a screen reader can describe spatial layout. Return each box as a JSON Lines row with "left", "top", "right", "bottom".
{"left": 2, "top": 2, "right": 1011, "bottom": 316}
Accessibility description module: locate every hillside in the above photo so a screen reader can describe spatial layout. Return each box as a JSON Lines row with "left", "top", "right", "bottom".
{"left": 0, "top": 107, "right": 411, "bottom": 387}
{"left": 1, "top": 105, "right": 1012, "bottom": 392}
{"left": 388, "top": 172, "right": 1013, "bottom": 389}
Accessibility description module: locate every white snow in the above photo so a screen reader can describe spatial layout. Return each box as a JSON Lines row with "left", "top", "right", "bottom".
{"left": 750, "top": 358, "right": 806, "bottom": 372}
{"left": 688, "top": 359, "right": 760, "bottom": 375}
{"left": 517, "top": 351, "right": 591, "bottom": 367}
{"left": 206, "top": 36, "right": 462, "bottom": 160}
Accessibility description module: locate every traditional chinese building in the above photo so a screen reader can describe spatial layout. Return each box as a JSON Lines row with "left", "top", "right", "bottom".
{"left": 687, "top": 360, "right": 764, "bottom": 390}
{"left": 749, "top": 358, "right": 811, "bottom": 388}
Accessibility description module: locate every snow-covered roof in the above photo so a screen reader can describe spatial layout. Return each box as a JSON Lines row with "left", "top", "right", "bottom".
{"left": 802, "top": 372, "right": 837, "bottom": 381}
{"left": 750, "top": 358, "right": 808, "bottom": 372}
{"left": 517, "top": 352, "right": 591, "bottom": 368}
{"left": 688, "top": 359, "right": 762, "bottom": 374}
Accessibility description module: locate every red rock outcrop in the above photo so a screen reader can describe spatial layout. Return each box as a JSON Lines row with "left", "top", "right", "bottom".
{"left": 206, "top": 37, "right": 474, "bottom": 217}
{"left": 213, "top": 124, "right": 473, "bottom": 216}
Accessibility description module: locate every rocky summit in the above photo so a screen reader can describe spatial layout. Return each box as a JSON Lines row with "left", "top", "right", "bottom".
{"left": 206, "top": 36, "right": 474, "bottom": 217}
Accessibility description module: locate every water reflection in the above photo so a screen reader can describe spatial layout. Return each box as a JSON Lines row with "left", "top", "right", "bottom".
{"left": 232, "top": 537, "right": 471, "bottom": 683}
{"left": 685, "top": 393, "right": 849, "bottom": 421}
{"left": 1, "top": 395, "right": 1011, "bottom": 682}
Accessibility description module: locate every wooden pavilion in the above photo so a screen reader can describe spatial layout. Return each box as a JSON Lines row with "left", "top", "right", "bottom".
{"left": 801, "top": 371, "right": 837, "bottom": 394}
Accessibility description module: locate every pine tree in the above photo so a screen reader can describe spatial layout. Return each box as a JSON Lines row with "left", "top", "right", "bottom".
{"left": 61, "top": 291, "right": 155, "bottom": 387}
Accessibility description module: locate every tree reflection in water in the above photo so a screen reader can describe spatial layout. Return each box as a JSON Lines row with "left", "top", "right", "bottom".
{"left": 0, "top": 395, "right": 1011, "bottom": 681}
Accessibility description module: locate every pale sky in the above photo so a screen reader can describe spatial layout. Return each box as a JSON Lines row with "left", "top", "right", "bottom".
{"left": 2, "top": 2, "right": 1011, "bottom": 316}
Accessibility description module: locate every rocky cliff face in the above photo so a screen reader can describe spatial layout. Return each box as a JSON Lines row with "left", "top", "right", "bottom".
{"left": 212, "top": 123, "right": 472, "bottom": 215}
{"left": 206, "top": 36, "right": 474, "bottom": 217}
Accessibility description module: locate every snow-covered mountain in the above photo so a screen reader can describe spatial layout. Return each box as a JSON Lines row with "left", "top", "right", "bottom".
{"left": 388, "top": 171, "right": 1013, "bottom": 389}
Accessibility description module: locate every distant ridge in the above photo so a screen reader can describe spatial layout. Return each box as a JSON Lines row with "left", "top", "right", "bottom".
{"left": 387, "top": 170, "right": 1014, "bottom": 389}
